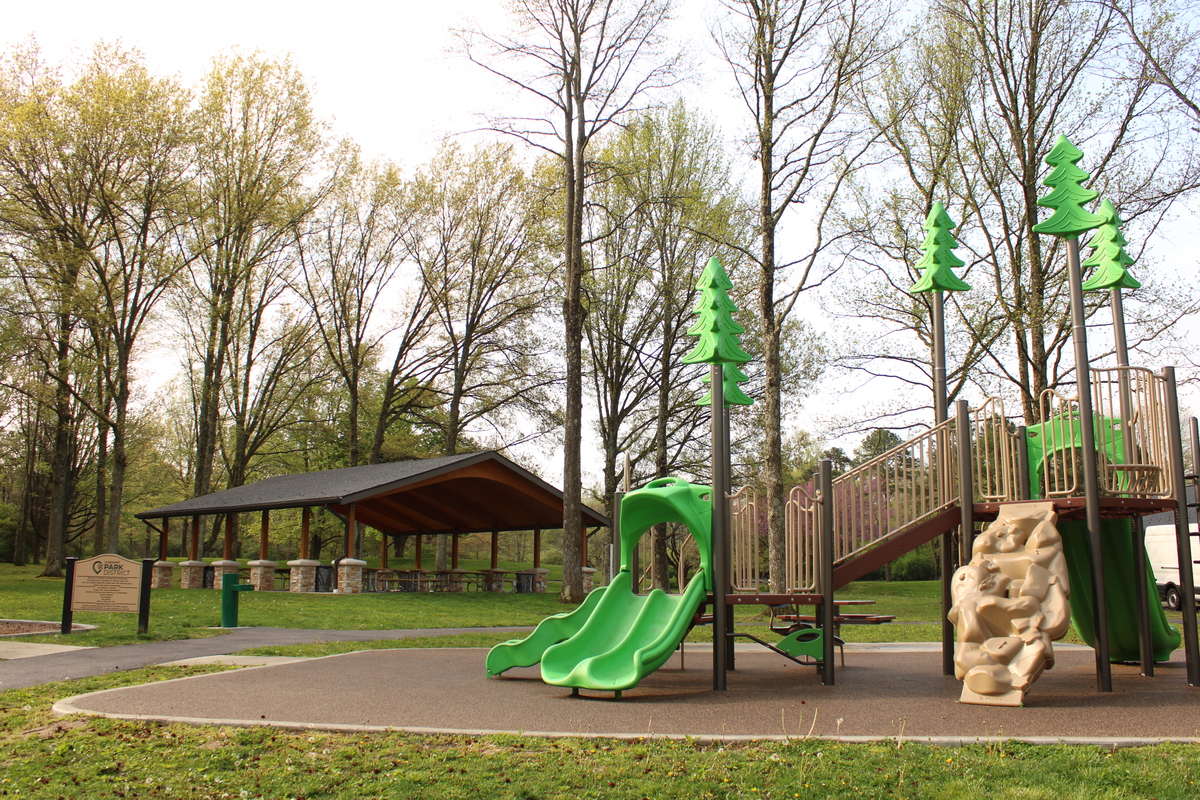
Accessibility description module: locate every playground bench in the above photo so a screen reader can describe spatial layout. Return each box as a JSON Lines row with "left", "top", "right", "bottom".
{"left": 769, "top": 605, "right": 896, "bottom": 638}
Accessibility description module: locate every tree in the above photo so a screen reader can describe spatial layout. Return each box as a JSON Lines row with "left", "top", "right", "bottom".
{"left": 714, "top": 0, "right": 892, "bottom": 591}
{"left": 1104, "top": 0, "right": 1200, "bottom": 123}
{"left": 585, "top": 103, "right": 752, "bottom": 586}
{"left": 179, "top": 51, "right": 329, "bottom": 514}
{"left": 0, "top": 44, "right": 192, "bottom": 571}
{"left": 406, "top": 143, "right": 553, "bottom": 459}
{"left": 298, "top": 154, "right": 412, "bottom": 471}
{"left": 462, "top": 0, "right": 680, "bottom": 602}
{"left": 837, "top": 0, "right": 1200, "bottom": 426}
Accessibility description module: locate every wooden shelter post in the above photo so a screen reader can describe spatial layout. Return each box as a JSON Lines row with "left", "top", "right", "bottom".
{"left": 259, "top": 509, "right": 270, "bottom": 561}
{"left": 415, "top": 528, "right": 424, "bottom": 570}
{"left": 300, "top": 507, "right": 311, "bottom": 560}
{"left": 451, "top": 528, "right": 460, "bottom": 569}
{"left": 150, "top": 517, "right": 175, "bottom": 589}
{"left": 380, "top": 532, "right": 389, "bottom": 569}
{"left": 533, "top": 525, "right": 541, "bottom": 569}
{"left": 213, "top": 512, "right": 241, "bottom": 589}
{"left": 491, "top": 524, "right": 499, "bottom": 569}
{"left": 190, "top": 516, "right": 200, "bottom": 561}
{"left": 222, "top": 514, "right": 234, "bottom": 561}
{"left": 345, "top": 503, "right": 356, "bottom": 560}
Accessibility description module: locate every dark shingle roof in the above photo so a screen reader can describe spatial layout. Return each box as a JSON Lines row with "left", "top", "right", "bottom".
{"left": 136, "top": 451, "right": 610, "bottom": 533}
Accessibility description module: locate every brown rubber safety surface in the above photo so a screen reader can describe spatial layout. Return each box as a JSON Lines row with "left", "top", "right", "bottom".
{"left": 56, "top": 646, "right": 1200, "bottom": 742}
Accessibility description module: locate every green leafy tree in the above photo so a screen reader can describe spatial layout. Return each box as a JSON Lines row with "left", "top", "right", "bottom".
{"left": 1081, "top": 199, "right": 1141, "bottom": 291}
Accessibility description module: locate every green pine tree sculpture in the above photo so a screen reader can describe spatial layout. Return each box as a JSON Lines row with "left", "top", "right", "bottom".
{"left": 1081, "top": 199, "right": 1141, "bottom": 291}
{"left": 909, "top": 201, "right": 970, "bottom": 294}
{"left": 684, "top": 257, "right": 754, "bottom": 407}
{"left": 699, "top": 362, "right": 753, "bottom": 407}
{"left": 1032, "top": 135, "right": 1106, "bottom": 240}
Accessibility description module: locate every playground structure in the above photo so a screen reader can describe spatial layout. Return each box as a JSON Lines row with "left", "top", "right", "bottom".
{"left": 488, "top": 137, "right": 1199, "bottom": 702}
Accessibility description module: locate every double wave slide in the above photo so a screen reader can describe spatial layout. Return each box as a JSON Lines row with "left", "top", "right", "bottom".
{"left": 486, "top": 477, "right": 714, "bottom": 697}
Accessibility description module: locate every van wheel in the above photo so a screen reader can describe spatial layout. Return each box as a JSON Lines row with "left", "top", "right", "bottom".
{"left": 1166, "top": 585, "right": 1182, "bottom": 611}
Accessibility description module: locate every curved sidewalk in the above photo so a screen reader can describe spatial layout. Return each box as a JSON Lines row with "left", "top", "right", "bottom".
{"left": 0, "top": 626, "right": 531, "bottom": 690}
{"left": 54, "top": 643, "right": 1200, "bottom": 746}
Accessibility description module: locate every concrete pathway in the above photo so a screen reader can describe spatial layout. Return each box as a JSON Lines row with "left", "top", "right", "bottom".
{"left": 0, "top": 626, "right": 531, "bottom": 690}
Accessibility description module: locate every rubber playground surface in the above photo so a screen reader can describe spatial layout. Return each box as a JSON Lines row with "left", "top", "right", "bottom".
{"left": 54, "top": 643, "right": 1200, "bottom": 745}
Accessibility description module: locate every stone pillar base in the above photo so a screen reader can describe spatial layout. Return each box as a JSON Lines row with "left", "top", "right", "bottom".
{"left": 248, "top": 560, "right": 279, "bottom": 591}
{"left": 287, "top": 559, "right": 320, "bottom": 592}
{"left": 151, "top": 560, "right": 175, "bottom": 589}
{"left": 179, "top": 560, "right": 206, "bottom": 589}
{"left": 531, "top": 567, "right": 550, "bottom": 593}
{"left": 481, "top": 568, "right": 507, "bottom": 592}
{"left": 211, "top": 560, "right": 241, "bottom": 589}
{"left": 335, "top": 558, "right": 367, "bottom": 594}
{"left": 582, "top": 567, "right": 597, "bottom": 594}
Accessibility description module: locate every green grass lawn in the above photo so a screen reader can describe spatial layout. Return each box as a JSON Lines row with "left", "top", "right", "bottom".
{"left": 5, "top": 567, "right": 1199, "bottom": 797}
{"left": 0, "top": 564, "right": 571, "bottom": 647}
{"left": 0, "top": 668, "right": 1197, "bottom": 799}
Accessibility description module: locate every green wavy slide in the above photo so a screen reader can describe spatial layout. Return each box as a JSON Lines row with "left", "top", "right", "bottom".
{"left": 1059, "top": 518, "right": 1181, "bottom": 662}
{"left": 486, "top": 477, "right": 714, "bottom": 694}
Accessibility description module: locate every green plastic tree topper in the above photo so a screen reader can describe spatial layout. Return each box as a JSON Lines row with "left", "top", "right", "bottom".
{"left": 1081, "top": 199, "right": 1141, "bottom": 291}
{"left": 909, "top": 202, "right": 970, "bottom": 294}
{"left": 683, "top": 257, "right": 754, "bottom": 407}
{"left": 1032, "top": 135, "right": 1106, "bottom": 240}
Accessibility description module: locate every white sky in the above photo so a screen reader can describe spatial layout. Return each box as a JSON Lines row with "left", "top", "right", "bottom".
{"left": 6, "top": 0, "right": 1199, "bottom": 486}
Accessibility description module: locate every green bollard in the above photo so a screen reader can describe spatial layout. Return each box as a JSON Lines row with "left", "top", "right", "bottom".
{"left": 221, "top": 572, "right": 255, "bottom": 628}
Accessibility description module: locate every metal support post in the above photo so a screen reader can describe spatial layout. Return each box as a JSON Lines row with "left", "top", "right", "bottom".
{"left": 1066, "top": 236, "right": 1112, "bottom": 692}
{"left": 711, "top": 364, "right": 729, "bottom": 691}
{"left": 951, "top": 400, "right": 974, "bottom": 675}
{"left": 1165, "top": 371, "right": 1199, "bottom": 684}
{"left": 820, "top": 458, "right": 835, "bottom": 685}
{"left": 1017, "top": 426, "right": 1031, "bottom": 501}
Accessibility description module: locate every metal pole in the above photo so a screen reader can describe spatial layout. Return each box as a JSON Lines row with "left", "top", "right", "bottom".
{"left": 933, "top": 291, "right": 956, "bottom": 676}
{"left": 933, "top": 291, "right": 947, "bottom": 425}
{"left": 952, "top": 400, "right": 973, "bottom": 676}
{"left": 610, "top": 494, "right": 622, "bottom": 583}
{"left": 60, "top": 557, "right": 77, "bottom": 635}
{"left": 1165, "top": 370, "right": 1200, "bottom": 684}
{"left": 711, "top": 363, "right": 728, "bottom": 691}
{"left": 1111, "top": 287, "right": 1153, "bottom": 675}
{"left": 820, "top": 458, "right": 835, "bottom": 685}
{"left": 1132, "top": 515, "right": 1154, "bottom": 676}
{"left": 1066, "top": 236, "right": 1112, "bottom": 692}
{"left": 138, "top": 558, "right": 154, "bottom": 634}
{"left": 1017, "top": 426, "right": 1031, "bottom": 501}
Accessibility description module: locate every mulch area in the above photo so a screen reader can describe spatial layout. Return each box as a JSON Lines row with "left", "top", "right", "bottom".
{"left": 0, "top": 620, "right": 87, "bottom": 636}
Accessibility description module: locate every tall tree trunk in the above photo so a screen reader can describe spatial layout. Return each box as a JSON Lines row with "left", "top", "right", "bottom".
{"left": 559, "top": 84, "right": 586, "bottom": 604}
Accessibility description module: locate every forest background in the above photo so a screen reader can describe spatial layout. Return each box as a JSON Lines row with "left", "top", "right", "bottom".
{"left": 1, "top": 0, "right": 1199, "bottom": 598}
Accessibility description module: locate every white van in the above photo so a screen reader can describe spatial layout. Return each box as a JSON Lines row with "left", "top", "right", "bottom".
{"left": 1144, "top": 524, "right": 1200, "bottom": 609}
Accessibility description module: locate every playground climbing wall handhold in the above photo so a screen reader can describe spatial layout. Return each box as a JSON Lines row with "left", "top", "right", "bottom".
{"left": 948, "top": 502, "right": 1070, "bottom": 707}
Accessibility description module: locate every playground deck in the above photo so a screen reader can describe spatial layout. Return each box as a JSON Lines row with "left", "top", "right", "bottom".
{"left": 55, "top": 645, "right": 1199, "bottom": 744}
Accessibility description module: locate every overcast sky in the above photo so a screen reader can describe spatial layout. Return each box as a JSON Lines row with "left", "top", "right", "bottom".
{"left": 7, "top": 0, "right": 1199, "bottom": 481}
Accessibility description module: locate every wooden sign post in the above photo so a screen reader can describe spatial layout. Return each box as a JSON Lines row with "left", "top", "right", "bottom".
{"left": 61, "top": 555, "right": 155, "bottom": 635}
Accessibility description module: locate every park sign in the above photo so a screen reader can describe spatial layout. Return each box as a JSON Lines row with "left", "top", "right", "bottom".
{"left": 61, "top": 555, "right": 155, "bottom": 635}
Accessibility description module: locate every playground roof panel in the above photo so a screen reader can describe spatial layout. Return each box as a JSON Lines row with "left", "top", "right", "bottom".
{"left": 136, "top": 451, "right": 610, "bottom": 535}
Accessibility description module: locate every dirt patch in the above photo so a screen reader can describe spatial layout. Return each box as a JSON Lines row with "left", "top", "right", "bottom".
{"left": 0, "top": 620, "right": 90, "bottom": 636}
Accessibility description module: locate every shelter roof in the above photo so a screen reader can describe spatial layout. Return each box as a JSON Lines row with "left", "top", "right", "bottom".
{"left": 136, "top": 451, "right": 609, "bottom": 534}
